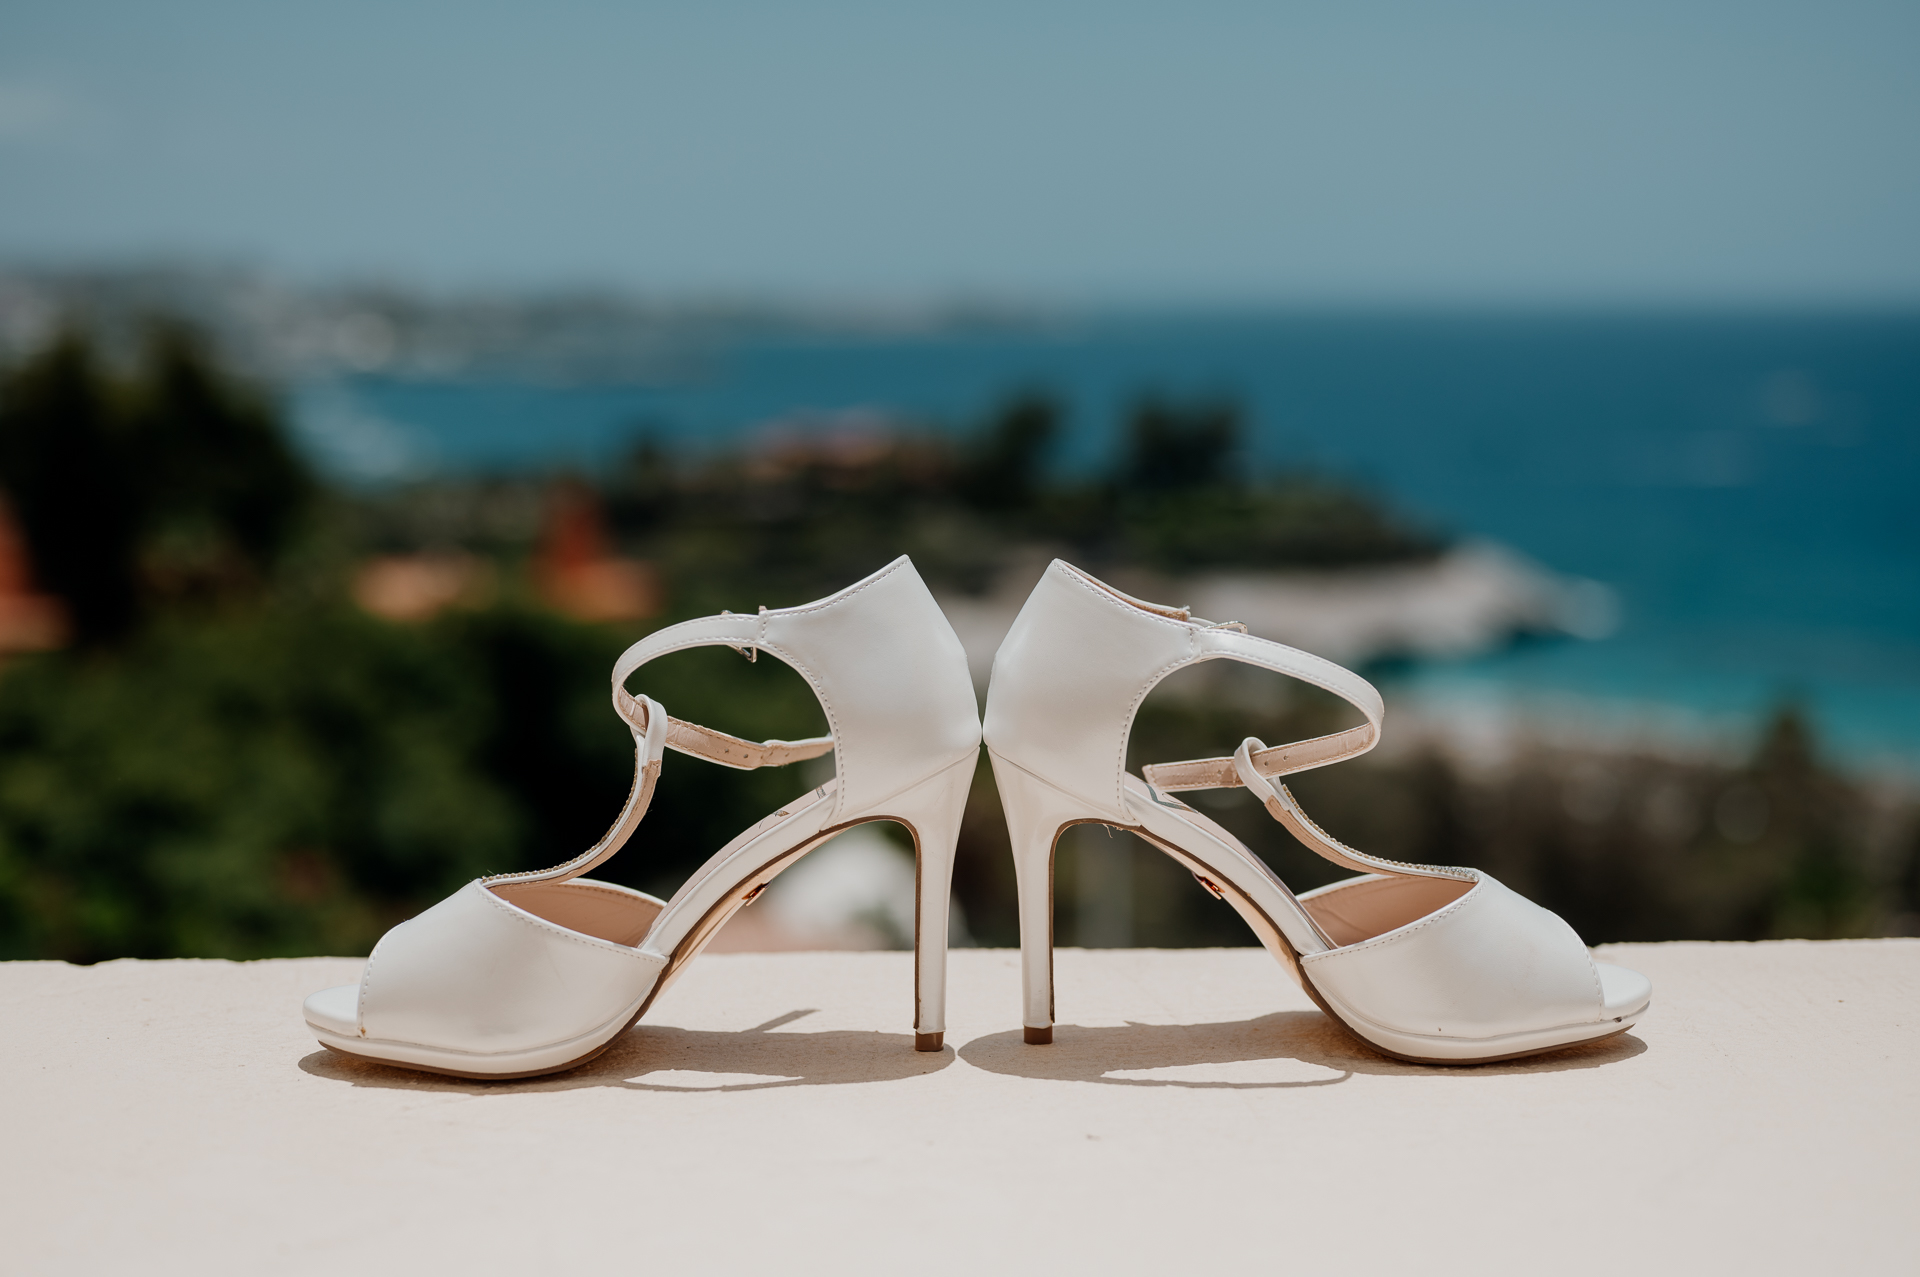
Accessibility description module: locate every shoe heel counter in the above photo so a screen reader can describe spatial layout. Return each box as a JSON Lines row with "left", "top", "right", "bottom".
{"left": 772, "top": 557, "right": 981, "bottom": 816}
{"left": 984, "top": 561, "right": 1191, "bottom": 815}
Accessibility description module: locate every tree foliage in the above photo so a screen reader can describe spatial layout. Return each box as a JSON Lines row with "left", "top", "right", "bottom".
{"left": 0, "top": 326, "right": 311, "bottom": 644}
{"left": 0, "top": 322, "right": 1910, "bottom": 960}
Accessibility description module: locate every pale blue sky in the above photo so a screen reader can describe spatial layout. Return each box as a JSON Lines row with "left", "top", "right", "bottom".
{"left": 1, "top": 0, "right": 1916, "bottom": 305}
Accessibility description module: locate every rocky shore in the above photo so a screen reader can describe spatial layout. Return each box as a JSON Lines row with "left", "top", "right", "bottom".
{"left": 938, "top": 541, "right": 1617, "bottom": 687}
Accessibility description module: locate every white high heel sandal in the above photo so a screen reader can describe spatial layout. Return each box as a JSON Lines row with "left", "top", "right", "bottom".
{"left": 984, "top": 559, "right": 1650, "bottom": 1065}
{"left": 303, "top": 557, "right": 981, "bottom": 1079}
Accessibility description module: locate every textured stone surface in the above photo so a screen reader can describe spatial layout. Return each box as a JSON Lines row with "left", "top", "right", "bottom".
{"left": 3, "top": 941, "right": 1914, "bottom": 1275}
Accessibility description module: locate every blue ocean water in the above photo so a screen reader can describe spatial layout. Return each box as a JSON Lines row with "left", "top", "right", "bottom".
{"left": 291, "top": 313, "right": 1920, "bottom": 765}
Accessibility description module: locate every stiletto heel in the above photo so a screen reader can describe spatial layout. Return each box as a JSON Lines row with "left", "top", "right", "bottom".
{"left": 989, "top": 755, "right": 1091, "bottom": 1044}
{"left": 984, "top": 560, "right": 1651, "bottom": 1065}
{"left": 302, "top": 556, "right": 981, "bottom": 1079}
{"left": 881, "top": 753, "right": 977, "bottom": 1051}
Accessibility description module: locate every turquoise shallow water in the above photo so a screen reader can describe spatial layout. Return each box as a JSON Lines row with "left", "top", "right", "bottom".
{"left": 290, "top": 312, "right": 1920, "bottom": 765}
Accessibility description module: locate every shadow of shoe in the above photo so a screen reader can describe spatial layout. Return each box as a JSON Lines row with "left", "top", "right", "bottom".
{"left": 958, "top": 1011, "right": 1645, "bottom": 1088}
{"left": 297, "top": 1009, "right": 955, "bottom": 1093}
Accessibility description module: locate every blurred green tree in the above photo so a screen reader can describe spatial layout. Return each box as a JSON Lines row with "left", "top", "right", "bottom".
{"left": 127, "top": 324, "right": 314, "bottom": 601}
{"left": 0, "top": 609, "right": 518, "bottom": 960}
{"left": 0, "top": 325, "right": 312, "bottom": 644}
{"left": 1120, "top": 396, "right": 1239, "bottom": 492}
{"left": 1098, "top": 395, "right": 1439, "bottom": 571}
{"left": 958, "top": 391, "right": 1060, "bottom": 512}
{"left": 0, "top": 334, "right": 144, "bottom": 641}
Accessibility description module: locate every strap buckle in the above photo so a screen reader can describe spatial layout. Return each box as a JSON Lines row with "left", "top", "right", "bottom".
{"left": 719, "top": 606, "right": 768, "bottom": 662}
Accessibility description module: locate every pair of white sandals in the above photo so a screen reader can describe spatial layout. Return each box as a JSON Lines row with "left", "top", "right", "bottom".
{"left": 305, "top": 556, "right": 1650, "bottom": 1078}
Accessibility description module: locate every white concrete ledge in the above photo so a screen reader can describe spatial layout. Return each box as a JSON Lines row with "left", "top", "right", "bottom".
{"left": 3, "top": 941, "right": 1915, "bottom": 1275}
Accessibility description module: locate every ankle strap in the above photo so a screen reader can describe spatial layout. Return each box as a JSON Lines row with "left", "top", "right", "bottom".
{"left": 1142, "top": 625, "right": 1384, "bottom": 792}
{"left": 488, "top": 604, "right": 840, "bottom": 891}
{"left": 492, "top": 556, "right": 981, "bottom": 890}
{"left": 664, "top": 720, "right": 833, "bottom": 770}
{"left": 602, "top": 558, "right": 980, "bottom": 824}
{"left": 609, "top": 609, "right": 834, "bottom": 771}
{"left": 1131, "top": 629, "right": 1464, "bottom": 883}
{"left": 485, "top": 617, "right": 838, "bottom": 891}
{"left": 1229, "top": 736, "right": 1469, "bottom": 882}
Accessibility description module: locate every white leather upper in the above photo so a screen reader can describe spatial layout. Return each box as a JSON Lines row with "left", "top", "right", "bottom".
{"left": 358, "top": 880, "right": 669, "bottom": 1054}
{"left": 309, "top": 556, "right": 983, "bottom": 1069}
{"left": 1299, "top": 872, "right": 1602, "bottom": 1039}
{"left": 985, "top": 558, "right": 1651, "bottom": 1060}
